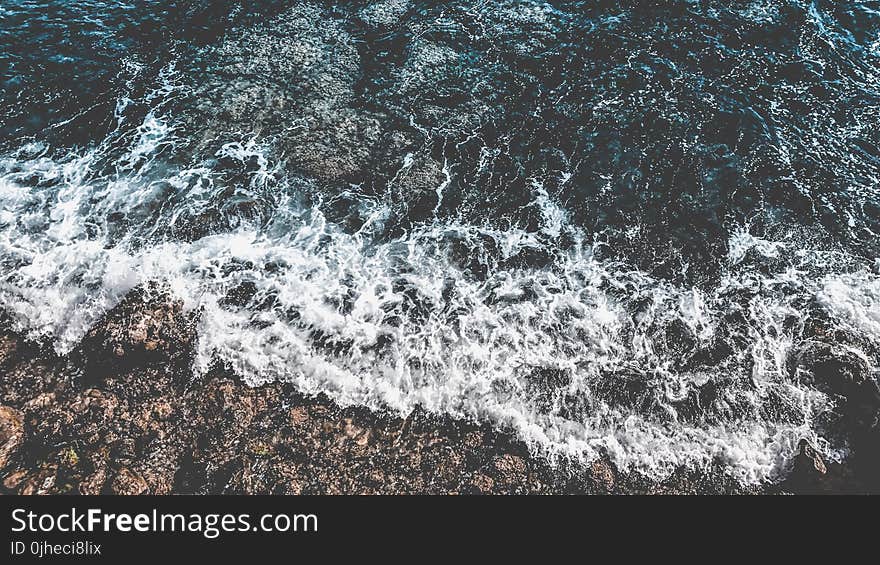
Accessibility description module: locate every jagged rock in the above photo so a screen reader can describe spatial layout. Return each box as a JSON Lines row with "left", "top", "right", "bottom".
{"left": 793, "top": 439, "right": 827, "bottom": 477}
{"left": 782, "top": 439, "right": 836, "bottom": 494}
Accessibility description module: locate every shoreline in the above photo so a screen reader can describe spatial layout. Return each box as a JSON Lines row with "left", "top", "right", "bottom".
{"left": 0, "top": 285, "right": 873, "bottom": 495}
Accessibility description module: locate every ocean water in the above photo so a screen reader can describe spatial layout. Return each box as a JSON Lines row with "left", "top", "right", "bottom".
{"left": 1, "top": 1, "right": 879, "bottom": 483}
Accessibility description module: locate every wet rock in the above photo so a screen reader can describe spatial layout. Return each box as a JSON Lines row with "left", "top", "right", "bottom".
{"left": 794, "top": 439, "right": 827, "bottom": 477}
{"left": 2, "top": 283, "right": 877, "bottom": 494}
{"left": 789, "top": 340, "right": 880, "bottom": 431}
{"left": 469, "top": 473, "right": 495, "bottom": 494}
{"left": 791, "top": 340, "right": 875, "bottom": 396}
{"left": 78, "top": 465, "right": 109, "bottom": 495}
{"left": 0, "top": 406, "right": 24, "bottom": 470}
{"left": 774, "top": 438, "right": 875, "bottom": 495}
{"left": 112, "top": 467, "right": 150, "bottom": 495}
{"left": 77, "top": 283, "right": 198, "bottom": 378}
{"left": 783, "top": 439, "right": 832, "bottom": 494}
{"left": 0, "top": 354, "right": 66, "bottom": 408}
{"left": 24, "top": 393, "right": 74, "bottom": 447}
{"left": 489, "top": 454, "right": 536, "bottom": 494}
{"left": 589, "top": 459, "right": 617, "bottom": 493}
{"left": 219, "top": 281, "right": 259, "bottom": 308}
{"left": 181, "top": 4, "right": 387, "bottom": 185}
{"left": 289, "top": 406, "right": 310, "bottom": 426}
{"left": 18, "top": 464, "right": 59, "bottom": 495}
{"left": 3, "top": 469, "right": 29, "bottom": 491}
{"left": 463, "top": 431, "right": 485, "bottom": 449}
{"left": 494, "top": 454, "right": 527, "bottom": 477}
{"left": 0, "top": 333, "right": 19, "bottom": 367}
{"left": 137, "top": 445, "right": 181, "bottom": 495}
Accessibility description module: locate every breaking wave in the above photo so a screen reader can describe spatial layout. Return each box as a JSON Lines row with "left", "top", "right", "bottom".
{"left": 2, "top": 1, "right": 879, "bottom": 483}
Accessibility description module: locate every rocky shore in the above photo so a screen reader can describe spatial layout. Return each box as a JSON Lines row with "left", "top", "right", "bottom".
{"left": 1, "top": 285, "right": 875, "bottom": 495}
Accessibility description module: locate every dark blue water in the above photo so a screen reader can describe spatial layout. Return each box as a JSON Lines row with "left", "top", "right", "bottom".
{"left": 1, "top": 1, "right": 879, "bottom": 482}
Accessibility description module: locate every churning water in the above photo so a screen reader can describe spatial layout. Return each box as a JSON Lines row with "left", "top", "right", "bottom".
{"left": 1, "top": 1, "right": 879, "bottom": 482}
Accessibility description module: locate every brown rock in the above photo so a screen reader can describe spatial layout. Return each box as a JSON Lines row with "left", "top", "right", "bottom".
{"left": 78, "top": 466, "right": 109, "bottom": 495}
{"left": 112, "top": 468, "right": 150, "bottom": 495}
{"left": 0, "top": 334, "right": 19, "bottom": 367}
{"left": 138, "top": 450, "right": 180, "bottom": 495}
{"left": 470, "top": 473, "right": 495, "bottom": 494}
{"left": 3, "top": 469, "right": 28, "bottom": 490}
{"left": 289, "top": 406, "right": 310, "bottom": 425}
{"left": 590, "top": 459, "right": 617, "bottom": 493}
{"left": 78, "top": 283, "right": 198, "bottom": 377}
{"left": 0, "top": 405, "right": 24, "bottom": 469}
{"left": 10, "top": 283, "right": 869, "bottom": 495}
{"left": 19, "top": 465, "right": 59, "bottom": 495}
{"left": 493, "top": 454, "right": 527, "bottom": 478}
{"left": 794, "top": 439, "right": 827, "bottom": 477}
{"left": 463, "top": 431, "right": 484, "bottom": 449}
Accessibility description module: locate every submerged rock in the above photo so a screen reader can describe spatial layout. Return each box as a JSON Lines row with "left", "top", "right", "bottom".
{"left": 789, "top": 339, "right": 880, "bottom": 431}
{"left": 359, "top": 0, "right": 411, "bottom": 30}
{"left": 776, "top": 438, "right": 872, "bottom": 494}
{"left": 791, "top": 340, "right": 875, "bottom": 395}
{"left": 786, "top": 339, "right": 880, "bottom": 492}
{"left": 179, "top": 3, "right": 382, "bottom": 185}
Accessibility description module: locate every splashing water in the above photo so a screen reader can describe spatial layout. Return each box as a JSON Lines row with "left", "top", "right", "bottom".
{"left": 1, "top": 1, "right": 879, "bottom": 483}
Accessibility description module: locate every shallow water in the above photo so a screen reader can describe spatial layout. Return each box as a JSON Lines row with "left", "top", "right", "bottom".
{"left": 1, "top": 1, "right": 879, "bottom": 483}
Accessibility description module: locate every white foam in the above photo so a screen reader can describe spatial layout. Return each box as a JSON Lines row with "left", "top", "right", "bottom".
{"left": 818, "top": 272, "right": 880, "bottom": 337}
{"left": 727, "top": 228, "right": 786, "bottom": 265}
{"left": 0, "top": 73, "right": 876, "bottom": 485}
